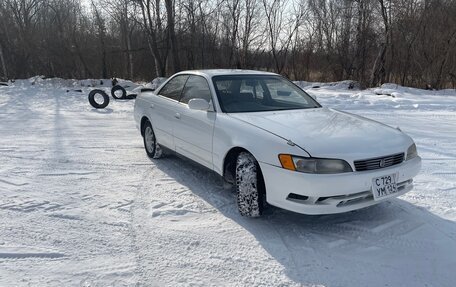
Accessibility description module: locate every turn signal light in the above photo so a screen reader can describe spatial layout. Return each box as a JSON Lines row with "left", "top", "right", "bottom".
{"left": 279, "top": 154, "right": 296, "bottom": 171}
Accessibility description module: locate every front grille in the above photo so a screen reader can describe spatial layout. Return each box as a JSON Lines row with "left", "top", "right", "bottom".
{"left": 354, "top": 153, "right": 404, "bottom": 171}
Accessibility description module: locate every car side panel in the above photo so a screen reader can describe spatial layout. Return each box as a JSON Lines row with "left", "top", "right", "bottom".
{"left": 136, "top": 91, "right": 176, "bottom": 149}
{"left": 173, "top": 105, "right": 216, "bottom": 169}
{"left": 212, "top": 113, "right": 310, "bottom": 176}
{"left": 133, "top": 95, "right": 147, "bottom": 130}
{"left": 148, "top": 94, "right": 179, "bottom": 149}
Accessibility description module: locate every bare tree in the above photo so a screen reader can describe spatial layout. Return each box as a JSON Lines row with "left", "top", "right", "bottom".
{"left": 262, "top": 0, "right": 304, "bottom": 74}
{"left": 137, "top": 0, "right": 168, "bottom": 76}
{"left": 5, "top": 0, "right": 44, "bottom": 77}
{"left": 165, "top": 0, "right": 181, "bottom": 73}
{"left": 370, "top": 0, "right": 391, "bottom": 86}
{"left": 92, "top": 1, "right": 108, "bottom": 78}
{"left": 238, "top": 0, "right": 264, "bottom": 68}
{"left": 0, "top": 0, "right": 454, "bottom": 88}
{"left": 0, "top": 1, "right": 9, "bottom": 79}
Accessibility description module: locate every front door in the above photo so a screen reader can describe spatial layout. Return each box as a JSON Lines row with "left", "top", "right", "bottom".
{"left": 173, "top": 75, "right": 216, "bottom": 169}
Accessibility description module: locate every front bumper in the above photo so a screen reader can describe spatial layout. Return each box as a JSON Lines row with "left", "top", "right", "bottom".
{"left": 259, "top": 156, "right": 421, "bottom": 215}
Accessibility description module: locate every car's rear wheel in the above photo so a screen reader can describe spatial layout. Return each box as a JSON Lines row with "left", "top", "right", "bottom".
{"left": 235, "top": 152, "right": 265, "bottom": 217}
{"left": 143, "top": 121, "right": 162, "bottom": 159}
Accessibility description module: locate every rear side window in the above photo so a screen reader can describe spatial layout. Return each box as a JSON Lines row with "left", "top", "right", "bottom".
{"left": 158, "top": 75, "right": 189, "bottom": 101}
{"left": 180, "top": 75, "right": 212, "bottom": 104}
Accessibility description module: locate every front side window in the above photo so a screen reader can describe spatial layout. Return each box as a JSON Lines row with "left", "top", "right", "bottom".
{"left": 212, "top": 75, "right": 320, "bottom": 113}
{"left": 158, "top": 75, "right": 189, "bottom": 101}
{"left": 180, "top": 75, "right": 212, "bottom": 104}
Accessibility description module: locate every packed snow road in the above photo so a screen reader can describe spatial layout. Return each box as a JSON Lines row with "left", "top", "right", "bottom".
{"left": 0, "top": 79, "right": 455, "bottom": 286}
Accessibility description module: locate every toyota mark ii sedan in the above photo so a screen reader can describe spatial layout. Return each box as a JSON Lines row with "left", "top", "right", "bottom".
{"left": 134, "top": 70, "right": 421, "bottom": 217}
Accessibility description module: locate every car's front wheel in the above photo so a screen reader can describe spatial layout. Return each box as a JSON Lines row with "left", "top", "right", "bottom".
{"left": 235, "top": 152, "right": 266, "bottom": 217}
{"left": 143, "top": 121, "right": 162, "bottom": 159}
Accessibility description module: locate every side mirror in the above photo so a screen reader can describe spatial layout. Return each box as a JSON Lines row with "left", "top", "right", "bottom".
{"left": 188, "top": 98, "right": 210, "bottom": 111}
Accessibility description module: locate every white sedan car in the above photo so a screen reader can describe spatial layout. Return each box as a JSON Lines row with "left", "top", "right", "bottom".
{"left": 134, "top": 70, "right": 421, "bottom": 217}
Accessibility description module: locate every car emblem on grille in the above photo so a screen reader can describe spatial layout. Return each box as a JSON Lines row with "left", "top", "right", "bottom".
{"left": 379, "top": 159, "right": 386, "bottom": 168}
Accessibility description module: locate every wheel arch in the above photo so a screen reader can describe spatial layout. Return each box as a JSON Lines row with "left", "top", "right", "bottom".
{"left": 222, "top": 146, "right": 265, "bottom": 184}
{"left": 223, "top": 147, "right": 248, "bottom": 183}
{"left": 229, "top": 148, "right": 267, "bottom": 216}
{"left": 140, "top": 116, "right": 151, "bottom": 137}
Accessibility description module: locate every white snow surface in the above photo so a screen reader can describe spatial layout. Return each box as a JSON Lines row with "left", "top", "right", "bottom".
{"left": 1, "top": 79, "right": 456, "bottom": 286}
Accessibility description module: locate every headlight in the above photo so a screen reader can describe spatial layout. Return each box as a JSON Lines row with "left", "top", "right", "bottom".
{"left": 406, "top": 143, "right": 418, "bottom": 160}
{"left": 279, "top": 154, "right": 353, "bottom": 174}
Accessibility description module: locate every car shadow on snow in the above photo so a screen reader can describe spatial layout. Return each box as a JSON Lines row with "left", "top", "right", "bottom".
{"left": 150, "top": 154, "right": 456, "bottom": 287}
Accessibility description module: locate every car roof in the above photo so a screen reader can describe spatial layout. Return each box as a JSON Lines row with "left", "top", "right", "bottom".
{"left": 175, "top": 69, "right": 279, "bottom": 77}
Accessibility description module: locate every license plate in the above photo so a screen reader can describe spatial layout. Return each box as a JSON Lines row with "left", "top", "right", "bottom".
{"left": 372, "top": 173, "right": 398, "bottom": 200}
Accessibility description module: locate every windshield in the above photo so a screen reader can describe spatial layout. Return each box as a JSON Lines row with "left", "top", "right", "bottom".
{"left": 212, "top": 75, "right": 320, "bottom": 113}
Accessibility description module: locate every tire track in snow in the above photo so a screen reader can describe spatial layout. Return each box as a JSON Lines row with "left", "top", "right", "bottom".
{"left": 0, "top": 251, "right": 66, "bottom": 260}
{"left": 0, "top": 178, "right": 29, "bottom": 187}
{"left": 0, "top": 198, "right": 63, "bottom": 213}
{"left": 128, "top": 166, "right": 157, "bottom": 286}
{"left": 37, "top": 171, "right": 97, "bottom": 176}
{"left": 128, "top": 160, "right": 216, "bottom": 284}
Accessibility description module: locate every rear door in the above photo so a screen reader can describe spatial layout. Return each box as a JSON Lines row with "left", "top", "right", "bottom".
{"left": 148, "top": 75, "right": 189, "bottom": 149}
{"left": 173, "top": 75, "right": 216, "bottom": 169}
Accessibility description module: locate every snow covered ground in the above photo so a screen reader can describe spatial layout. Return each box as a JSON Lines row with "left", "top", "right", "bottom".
{"left": 0, "top": 78, "right": 455, "bottom": 286}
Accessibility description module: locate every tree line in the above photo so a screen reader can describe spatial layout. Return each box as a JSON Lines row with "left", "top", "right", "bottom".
{"left": 0, "top": 0, "right": 455, "bottom": 89}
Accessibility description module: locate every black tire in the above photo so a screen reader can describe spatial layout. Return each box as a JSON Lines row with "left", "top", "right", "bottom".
{"left": 111, "top": 85, "right": 126, "bottom": 99}
{"left": 235, "top": 152, "right": 266, "bottom": 217}
{"left": 88, "top": 89, "right": 110, "bottom": 109}
{"left": 125, "top": 94, "right": 137, "bottom": 100}
{"left": 142, "top": 121, "right": 162, "bottom": 159}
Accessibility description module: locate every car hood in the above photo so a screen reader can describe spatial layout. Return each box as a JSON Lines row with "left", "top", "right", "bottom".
{"left": 228, "top": 107, "right": 412, "bottom": 161}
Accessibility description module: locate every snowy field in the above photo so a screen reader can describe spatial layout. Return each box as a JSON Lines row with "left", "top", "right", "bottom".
{"left": 1, "top": 78, "right": 456, "bottom": 286}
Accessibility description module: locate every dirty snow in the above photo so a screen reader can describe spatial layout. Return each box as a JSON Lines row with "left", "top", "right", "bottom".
{"left": 0, "top": 79, "right": 455, "bottom": 286}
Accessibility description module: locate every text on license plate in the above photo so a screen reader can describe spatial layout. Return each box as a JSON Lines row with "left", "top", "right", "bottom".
{"left": 372, "top": 173, "right": 398, "bottom": 200}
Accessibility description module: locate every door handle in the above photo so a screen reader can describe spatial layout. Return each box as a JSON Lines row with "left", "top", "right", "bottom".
{"left": 174, "top": 113, "right": 181, "bottom": 119}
